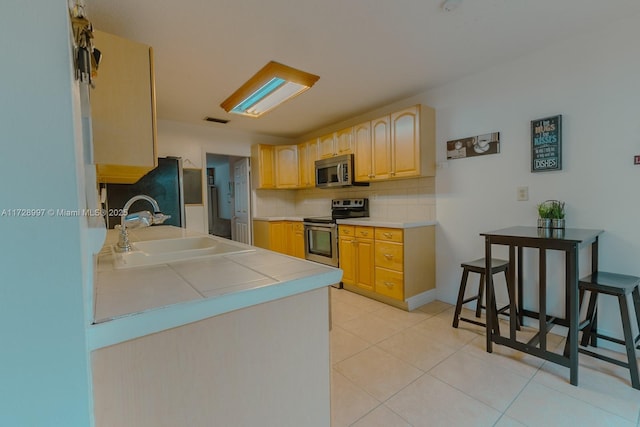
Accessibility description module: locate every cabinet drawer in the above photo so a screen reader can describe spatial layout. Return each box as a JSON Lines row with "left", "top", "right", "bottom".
{"left": 355, "top": 226, "right": 374, "bottom": 239}
{"left": 375, "top": 227, "right": 403, "bottom": 243}
{"left": 339, "top": 225, "right": 355, "bottom": 236}
{"left": 375, "top": 242, "right": 403, "bottom": 271}
{"left": 375, "top": 267, "right": 404, "bottom": 300}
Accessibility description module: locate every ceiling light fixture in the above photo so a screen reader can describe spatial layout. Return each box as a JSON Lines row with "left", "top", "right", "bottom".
{"left": 220, "top": 61, "right": 320, "bottom": 118}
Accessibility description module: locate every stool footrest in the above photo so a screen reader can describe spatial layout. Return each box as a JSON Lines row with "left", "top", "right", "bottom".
{"left": 579, "top": 348, "right": 631, "bottom": 369}
{"left": 462, "top": 296, "right": 480, "bottom": 305}
{"left": 458, "top": 317, "right": 487, "bottom": 328}
{"left": 594, "top": 333, "right": 626, "bottom": 347}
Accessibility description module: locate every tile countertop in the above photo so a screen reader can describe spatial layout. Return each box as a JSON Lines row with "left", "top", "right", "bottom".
{"left": 89, "top": 225, "right": 342, "bottom": 351}
{"left": 253, "top": 216, "right": 306, "bottom": 222}
{"left": 335, "top": 218, "right": 437, "bottom": 229}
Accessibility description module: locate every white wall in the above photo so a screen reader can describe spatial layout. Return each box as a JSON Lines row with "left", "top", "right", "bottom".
{"left": 426, "top": 14, "right": 640, "bottom": 339}
{"left": 157, "top": 120, "right": 293, "bottom": 231}
{"left": 0, "top": 1, "right": 93, "bottom": 425}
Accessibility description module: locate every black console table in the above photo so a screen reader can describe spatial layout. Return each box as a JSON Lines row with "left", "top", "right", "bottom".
{"left": 481, "top": 226, "right": 603, "bottom": 386}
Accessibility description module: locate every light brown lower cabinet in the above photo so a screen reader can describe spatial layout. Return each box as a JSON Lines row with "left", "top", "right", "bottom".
{"left": 339, "top": 224, "right": 435, "bottom": 310}
{"left": 253, "top": 220, "right": 304, "bottom": 258}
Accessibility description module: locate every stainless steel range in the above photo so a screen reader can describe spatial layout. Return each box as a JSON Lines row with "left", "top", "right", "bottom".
{"left": 303, "top": 199, "right": 369, "bottom": 271}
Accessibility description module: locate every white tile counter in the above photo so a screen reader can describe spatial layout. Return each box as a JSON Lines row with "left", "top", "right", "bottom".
{"left": 89, "top": 226, "right": 341, "bottom": 350}
{"left": 336, "top": 218, "right": 437, "bottom": 228}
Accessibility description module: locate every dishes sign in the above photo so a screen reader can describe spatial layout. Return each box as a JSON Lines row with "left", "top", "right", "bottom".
{"left": 531, "top": 115, "right": 562, "bottom": 172}
{"left": 446, "top": 132, "right": 500, "bottom": 160}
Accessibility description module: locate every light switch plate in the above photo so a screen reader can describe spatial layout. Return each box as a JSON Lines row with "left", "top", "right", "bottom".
{"left": 517, "top": 186, "right": 529, "bottom": 201}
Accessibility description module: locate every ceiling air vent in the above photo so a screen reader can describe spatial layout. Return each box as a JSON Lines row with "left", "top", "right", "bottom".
{"left": 204, "top": 116, "right": 229, "bottom": 124}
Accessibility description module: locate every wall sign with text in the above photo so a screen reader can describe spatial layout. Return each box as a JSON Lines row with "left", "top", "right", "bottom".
{"left": 531, "top": 115, "right": 562, "bottom": 172}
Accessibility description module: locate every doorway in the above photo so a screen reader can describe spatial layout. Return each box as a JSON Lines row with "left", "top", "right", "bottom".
{"left": 205, "top": 153, "right": 252, "bottom": 244}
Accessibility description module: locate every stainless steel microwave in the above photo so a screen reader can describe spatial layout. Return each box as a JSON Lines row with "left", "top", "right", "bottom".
{"left": 315, "top": 154, "right": 368, "bottom": 188}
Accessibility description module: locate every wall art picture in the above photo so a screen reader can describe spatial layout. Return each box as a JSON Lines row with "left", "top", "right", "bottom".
{"left": 531, "top": 114, "right": 562, "bottom": 172}
{"left": 446, "top": 132, "right": 500, "bottom": 160}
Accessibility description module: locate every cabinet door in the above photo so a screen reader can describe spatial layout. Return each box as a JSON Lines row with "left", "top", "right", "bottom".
{"left": 355, "top": 237, "right": 375, "bottom": 292}
{"left": 298, "top": 140, "right": 318, "bottom": 188}
{"left": 292, "top": 222, "right": 305, "bottom": 259}
{"left": 371, "top": 116, "right": 391, "bottom": 180}
{"left": 335, "top": 127, "right": 353, "bottom": 156}
{"left": 391, "top": 106, "right": 420, "bottom": 179}
{"left": 338, "top": 236, "right": 356, "bottom": 285}
{"left": 318, "top": 133, "right": 336, "bottom": 158}
{"left": 92, "top": 30, "right": 157, "bottom": 184}
{"left": 251, "top": 144, "right": 275, "bottom": 189}
{"left": 353, "top": 121, "right": 372, "bottom": 182}
{"left": 275, "top": 145, "right": 299, "bottom": 188}
{"left": 269, "top": 221, "right": 286, "bottom": 253}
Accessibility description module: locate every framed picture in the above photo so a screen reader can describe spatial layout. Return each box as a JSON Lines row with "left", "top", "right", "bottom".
{"left": 531, "top": 115, "right": 562, "bottom": 172}
{"left": 446, "top": 132, "right": 500, "bottom": 160}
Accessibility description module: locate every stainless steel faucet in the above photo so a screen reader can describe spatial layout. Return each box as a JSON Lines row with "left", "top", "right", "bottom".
{"left": 115, "top": 195, "right": 170, "bottom": 252}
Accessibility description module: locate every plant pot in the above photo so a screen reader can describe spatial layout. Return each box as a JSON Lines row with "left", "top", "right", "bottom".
{"left": 537, "top": 218, "right": 552, "bottom": 228}
{"left": 552, "top": 218, "right": 565, "bottom": 229}
{"left": 537, "top": 227, "right": 552, "bottom": 238}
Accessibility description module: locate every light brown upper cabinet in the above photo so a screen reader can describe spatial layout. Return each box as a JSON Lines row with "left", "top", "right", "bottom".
{"left": 298, "top": 139, "right": 319, "bottom": 188}
{"left": 274, "top": 145, "right": 299, "bottom": 188}
{"left": 318, "top": 127, "right": 354, "bottom": 159}
{"left": 251, "top": 144, "right": 275, "bottom": 189}
{"left": 354, "top": 105, "right": 435, "bottom": 182}
{"left": 91, "top": 30, "right": 157, "bottom": 184}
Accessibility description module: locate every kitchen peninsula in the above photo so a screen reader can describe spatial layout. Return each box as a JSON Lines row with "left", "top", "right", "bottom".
{"left": 90, "top": 225, "right": 341, "bottom": 427}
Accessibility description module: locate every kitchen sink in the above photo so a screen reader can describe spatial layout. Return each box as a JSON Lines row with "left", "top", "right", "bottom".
{"left": 111, "top": 236, "right": 255, "bottom": 269}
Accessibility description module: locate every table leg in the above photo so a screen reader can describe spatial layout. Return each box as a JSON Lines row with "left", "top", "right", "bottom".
{"left": 539, "top": 248, "right": 547, "bottom": 351}
{"left": 568, "top": 244, "right": 579, "bottom": 386}
{"left": 517, "top": 246, "right": 523, "bottom": 325}
{"left": 485, "top": 237, "right": 493, "bottom": 353}
{"left": 509, "top": 245, "right": 517, "bottom": 340}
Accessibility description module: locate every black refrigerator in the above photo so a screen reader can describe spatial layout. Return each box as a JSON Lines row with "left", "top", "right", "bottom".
{"left": 103, "top": 157, "right": 185, "bottom": 229}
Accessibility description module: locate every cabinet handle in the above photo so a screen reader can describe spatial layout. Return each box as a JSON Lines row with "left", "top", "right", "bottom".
{"left": 384, "top": 254, "right": 393, "bottom": 260}
{"left": 368, "top": 174, "right": 374, "bottom": 178}
{"left": 360, "top": 231, "right": 369, "bottom": 236}
{"left": 390, "top": 172, "right": 396, "bottom": 176}
{"left": 383, "top": 281, "right": 395, "bottom": 288}
{"left": 383, "top": 232, "right": 393, "bottom": 238}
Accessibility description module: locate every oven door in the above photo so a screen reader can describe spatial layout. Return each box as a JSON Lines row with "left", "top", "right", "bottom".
{"left": 303, "top": 223, "right": 339, "bottom": 267}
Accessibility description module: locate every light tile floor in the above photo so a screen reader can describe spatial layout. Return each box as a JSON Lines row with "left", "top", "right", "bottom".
{"left": 330, "top": 288, "right": 640, "bottom": 427}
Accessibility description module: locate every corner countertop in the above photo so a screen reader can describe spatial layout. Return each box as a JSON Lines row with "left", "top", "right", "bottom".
{"left": 89, "top": 226, "right": 342, "bottom": 351}
{"left": 253, "top": 216, "right": 306, "bottom": 222}
{"left": 335, "top": 218, "right": 437, "bottom": 229}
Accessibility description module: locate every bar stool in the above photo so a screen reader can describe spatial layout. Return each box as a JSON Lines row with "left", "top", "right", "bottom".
{"left": 452, "top": 258, "right": 519, "bottom": 330}
{"left": 575, "top": 271, "right": 640, "bottom": 390}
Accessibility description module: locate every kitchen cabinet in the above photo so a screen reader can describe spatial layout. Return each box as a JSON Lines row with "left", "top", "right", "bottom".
{"left": 275, "top": 145, "right": 299, "bottom": 188}
{"left": 354, "top": 105, "right": 435, "bottom": 182}
{"left": 298, "top": 139, "right": 319, "bottom": 188}
{"left": 338, "top": 225, "right": 374, "bottom": 292}
{"left": 253, "top": 220, "right": 304, "bottom": 258}
{"left": 251, "top": 144, "right": 275, "bottom": 189}
{"left": 340, "top": 224, "right": 435, "bottom": 310}
{"left": 91, "top": 30, "right": 157, "bottom": 184}
{"left": 374, "top": 228, "right": 404, "bottom": 300}
{"left": 353, "top": 121, "right": 372, "bottom": 182}
{"left": 318, "top": 127, "right": 354, "bottom": 159}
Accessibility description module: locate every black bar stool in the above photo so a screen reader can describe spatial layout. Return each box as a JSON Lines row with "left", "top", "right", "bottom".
{"left": 574, "top": 271, "right": 640, "bottom": 390}
{"left": 452, "top": 258, "right": 519, "bottom": 330}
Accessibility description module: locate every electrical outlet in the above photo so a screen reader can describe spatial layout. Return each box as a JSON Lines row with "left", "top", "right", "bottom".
{"left": 634, "top": 155, "right": 640, "bottom": 165}
{"left": 517, "top": 186, "right": 529, "bottom": 201}
{"left": 371, "top": 193, "right": 378, "bottom": 201}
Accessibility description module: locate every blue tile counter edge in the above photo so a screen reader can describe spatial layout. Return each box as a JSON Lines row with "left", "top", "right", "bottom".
{"left": 335, "top": 218, "right": 437, "bottom": 228}
{"left": 88, "top": 268, "right": 341, "bottom": 351}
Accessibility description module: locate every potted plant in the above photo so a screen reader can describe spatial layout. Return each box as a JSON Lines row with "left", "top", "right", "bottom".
{"left": 537, "top": 202, "right": 553, "bottom": 228}
{"left": 549, "top": 200, "right": 566, "bottom": 229}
